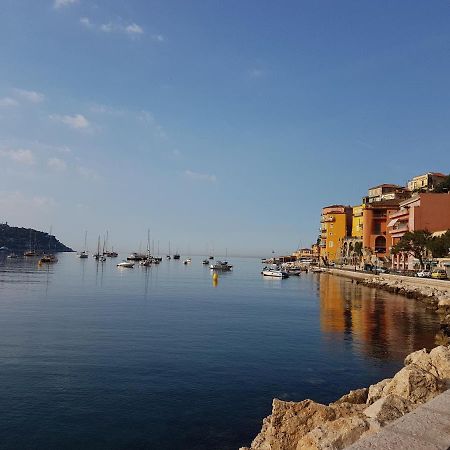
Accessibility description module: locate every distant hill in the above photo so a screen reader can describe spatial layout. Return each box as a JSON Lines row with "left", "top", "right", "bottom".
{"left": 0, "top": 223, "right": 73, "bottom": 253}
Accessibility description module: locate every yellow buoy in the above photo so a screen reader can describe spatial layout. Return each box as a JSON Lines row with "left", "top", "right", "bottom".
{"left": 212, "top": 272, "right": 218, "bottom": 287}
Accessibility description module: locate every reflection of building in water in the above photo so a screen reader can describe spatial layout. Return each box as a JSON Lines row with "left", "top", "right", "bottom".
{"left": 319, "top": 274, "right": 436, "bottom": 360}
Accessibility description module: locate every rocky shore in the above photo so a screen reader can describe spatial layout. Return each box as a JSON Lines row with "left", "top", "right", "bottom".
{"left": 240, "top": 345, "right": 450, "bottom": 450}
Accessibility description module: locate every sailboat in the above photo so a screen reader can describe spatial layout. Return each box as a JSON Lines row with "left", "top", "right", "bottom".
{"left": 93, "top": 236, "right": 106, "bottom": 261}
{"left": 39, "top": 227, "right": 58, "bottom": 264}
{"left": 140, "top": 230, "right": 152, "bottom": 266}
{"left": 166, "top": 241, "right": 171, "bottom": 259}
{"left": 78, "top": 231, "right": 88, "bottom": 258}
{"left": 24, "top": 229, "right": 37, "bottom": 256}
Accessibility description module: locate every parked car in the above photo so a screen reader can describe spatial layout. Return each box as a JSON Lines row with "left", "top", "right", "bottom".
{"left": 416, "top": 270, "right": 432, "bottom": 278}
{"left": 431, "top": 269, "right": 448, "bottom": 280}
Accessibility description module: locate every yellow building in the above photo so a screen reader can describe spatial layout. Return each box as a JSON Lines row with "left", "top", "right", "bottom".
{"left": 319, "top": 205, "right": 352, "bottom": 262}
{"left": 351, "top": 204, "right": 365, "bottom": 238}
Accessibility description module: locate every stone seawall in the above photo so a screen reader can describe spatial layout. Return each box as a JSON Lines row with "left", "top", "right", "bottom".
{"left": 239, "top": 346, "right": 450, "bottom": 450}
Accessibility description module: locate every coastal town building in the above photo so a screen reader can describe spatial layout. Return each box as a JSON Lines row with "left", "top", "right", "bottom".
{"left": 319, "top": 205, "right": 352, "bottom": 263}
{"left": 388, "top": 193, "right": 450, "bottom": 270}
{"left": 407, "top": 172, "right": 447, "bottom": 193}
{"left": 363, "top": 184, "right": 409, "bottom": 204}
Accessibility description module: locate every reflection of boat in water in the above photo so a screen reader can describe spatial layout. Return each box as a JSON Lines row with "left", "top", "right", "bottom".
{"left": 117, "top": 261, "right": 134, "bottom": 268}
{"left": 210, "top": 260, "right": 233, "bottom": 271}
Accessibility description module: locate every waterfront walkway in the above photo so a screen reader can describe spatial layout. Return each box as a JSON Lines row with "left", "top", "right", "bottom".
{"left": 326, "top": 267, "right": 450, "bottom": 290}
{"left": 348, "top": 389, "right": 450, "bottom": 449}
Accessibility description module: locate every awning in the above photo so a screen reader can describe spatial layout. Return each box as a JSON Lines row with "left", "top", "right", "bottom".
{"left": 387, "top": 218, "right": 398, "bottom": 227}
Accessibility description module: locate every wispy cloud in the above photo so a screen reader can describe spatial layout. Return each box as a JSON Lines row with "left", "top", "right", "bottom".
{"left": 247, "top": 68, "right": 265, "bottom": 78}
{"left": 53, "top": 0, "right": 78, "bottom": 9}
{"left": 0, "top": 97, "right": 19, "bottom": 107}
{"left": 13, "top": 88, "right": 45, "bottom": 103}
{"left": 0, "top": 191, "right": 56, "bottom": 218}
{"left": 139, "top": 110, "right": 167, "bottom": 139}
{"left": 47, "top": 157, "right": 67, "bottom": 171}
{"left": 185, "top": 170, "right": 217, "bottom": 183}
{"left": 76, "top": 165, "right": 100, "bottom": 181}
{"left": 151, "top": 34, "right": 165, "bottom": 42}
{"left": 0, "top": 148, "right": 35, "bottom": 165}
{"left": 50, "top": 113, "right": 90, "bottom": 130}
{"left": 89, "top": 102, "right": 125, "bottom": 116}
{"left": 81, "top": 17, "right": 145, "bottom": 37}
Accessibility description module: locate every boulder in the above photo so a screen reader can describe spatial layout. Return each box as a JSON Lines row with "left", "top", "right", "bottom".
{"left": 366, "top": 378, "right": 391, "bottom": 405}
{"left": 295, "top": 417, "right": 369, "bottom": 450}
{"left": 248, "top": 399, "right": 336, "bottom": 450}
{"left": 429, "top": 345, "right": 450, "bottom": 383}
{"left": 334, "top": 388, "right": 368, "bottom": 405}
{"left": 363, "top": 394, "right": 413, "bottom": 425}
{"left": 382, "top": 364, "right": 446, "bottom": 405}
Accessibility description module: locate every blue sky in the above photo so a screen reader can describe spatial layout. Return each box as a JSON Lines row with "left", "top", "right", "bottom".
{"left": 0, "top": 0, "right": 449, "bottom": 256}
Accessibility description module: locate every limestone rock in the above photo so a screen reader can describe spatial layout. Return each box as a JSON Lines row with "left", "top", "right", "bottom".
{"left": 429, "top": 345, "right": 450, "bottom": 383}
{"left": 295, "top": 417, "right": 369, "bottom": 450}
{"left": 363, "top": 394, "right": 413, "bottom": 425}
{"left": 382, "top": 364, "right": 446, "bottom": 405}
{"left": 438, "top": 298, "right": 450, "bottom": 307}
{"left": 334, "top": 388, "right": 368, "bottom": 405}
{"left": 248, "top": 399, "right": 336, "bottom": 450}
{"left": 366, "top": 378, "right": 391, "bottom": 405}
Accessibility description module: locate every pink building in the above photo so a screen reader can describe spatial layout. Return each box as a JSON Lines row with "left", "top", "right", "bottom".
{"left": 388, "top": 193, "right": 450, "bottom": 270}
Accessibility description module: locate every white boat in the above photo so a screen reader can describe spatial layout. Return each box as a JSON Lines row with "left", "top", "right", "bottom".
{"left": 183, "top": 258, "right": 192, "bottom": 264}
{"left": 78, "top": 251, "right": 88, "bottom": 259}
{"left": 210, "top": 260, "right": 233, "bottom": 271}
{"left": 262, "top": 269, "right": 289, "bottom": 278}
{"left": 117, "top": 261, "right": 134, "bottom": 268}
{"left": 262, "top": 264, "right": 289, "bottom": 278}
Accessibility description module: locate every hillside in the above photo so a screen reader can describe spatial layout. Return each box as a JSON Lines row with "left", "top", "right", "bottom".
{"left": 0, "top": 223, "right": 73, "bottom": 253}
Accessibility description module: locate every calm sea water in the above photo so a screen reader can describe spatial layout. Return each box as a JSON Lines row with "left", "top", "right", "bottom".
{"left": 0, "top": 254, "right": 439, "bottom": 449}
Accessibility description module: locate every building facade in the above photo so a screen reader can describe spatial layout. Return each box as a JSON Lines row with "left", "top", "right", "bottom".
{"left": 319, "top": 205, "right": 352, "bottom": 263}
{"left": 407, "top": 172, "right": 447, "bottom": 193}
{"left": 388, "top": 193, "right": 450, "bottom": 270}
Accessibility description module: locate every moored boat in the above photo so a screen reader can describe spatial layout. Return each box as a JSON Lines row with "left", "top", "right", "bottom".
{"left": 117, "top": 261, "right": 134, "bottom": 268}
{"left": 183, "top": 258, "right": 192, "bottom": 264}
{"left": 210, "top": 260, "right": 233, "bottom": 271}
{"left": 261, "top": 265, "right": 288, "bottom": 278}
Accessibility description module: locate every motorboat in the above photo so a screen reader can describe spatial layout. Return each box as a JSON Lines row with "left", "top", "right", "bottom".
{"left": 210, "top": 260, "right": 233, "bottom": 271}
{"left": 24, "top": 250, "right": 37, "bottom": 257}
{"left": 183, "top": 258, "right": 192, "bottom": 264}
{"left": 209, "top": 256, "right": 214, "bottom": 260}
{"left": 127, "top": 252, "right": 145, "bottom": 261}
{"left": 78, "top": 251, "right": 88, "bottom": 259}
{"left": 39, "top": 254, "right": 58, "bottom": 264}
{"left": 117, "top": 261, "right": 134, "bottom": 268}
{"left": 262, "top": 265, "right": 288, "bottom": 278}
{"left": 106, "top": 251, "right": 118, "bottom": 257}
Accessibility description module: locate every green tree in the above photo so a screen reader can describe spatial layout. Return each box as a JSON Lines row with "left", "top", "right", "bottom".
{"left": 427, "top": 230, "right": 450, "bottom": 258}
{"left": 435, "top": 175, "right": 450, "bottom": 193}
{"left": 391, "top": 230, "right": 431, "bottom": 269}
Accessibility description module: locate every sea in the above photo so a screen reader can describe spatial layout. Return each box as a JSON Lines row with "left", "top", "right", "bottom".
{"left": 0, "top": 253, "right": 440, "bottom": 449}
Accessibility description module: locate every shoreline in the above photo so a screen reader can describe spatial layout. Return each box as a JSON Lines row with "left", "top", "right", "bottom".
{"left": 240, "top": 271, "right": 450, "bottom": 450}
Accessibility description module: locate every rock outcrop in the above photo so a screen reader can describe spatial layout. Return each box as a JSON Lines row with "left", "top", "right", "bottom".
{"left": 240, "top": 345, "right": 450, "bottom": 450}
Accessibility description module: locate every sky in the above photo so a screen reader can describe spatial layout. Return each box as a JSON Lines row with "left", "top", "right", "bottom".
{"left": 0, "top": 0, "right": 449, "bottom": 257}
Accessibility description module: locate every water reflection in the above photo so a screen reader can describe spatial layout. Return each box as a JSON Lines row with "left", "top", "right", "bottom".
{"left": 319, "top": 274, "right": 437, "bottom": 361}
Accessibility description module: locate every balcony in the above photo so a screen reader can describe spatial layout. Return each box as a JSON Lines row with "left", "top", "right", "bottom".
{"left": 321, "top": 217, "right": 335, "bottom": 223}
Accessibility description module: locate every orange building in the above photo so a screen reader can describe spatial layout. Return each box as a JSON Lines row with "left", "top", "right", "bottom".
{"left": 388, "top": 193, "right": 450, "bottom": 270}
{"left": 319, "top": 205, "right": 352, "bottom": 262}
